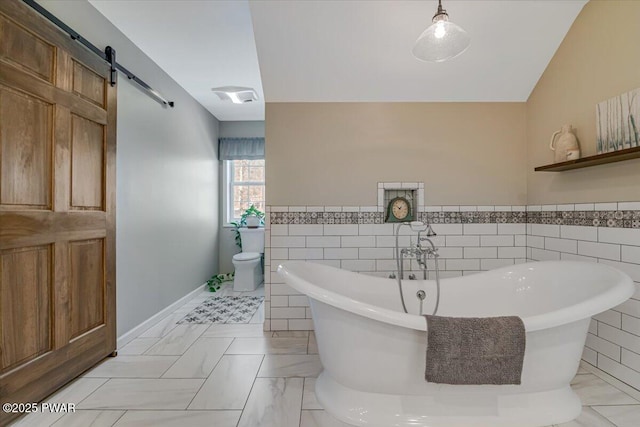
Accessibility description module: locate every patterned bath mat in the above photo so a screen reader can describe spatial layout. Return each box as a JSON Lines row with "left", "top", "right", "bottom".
{"left": 178, "top": 296, "right": 264, "bottom": 324}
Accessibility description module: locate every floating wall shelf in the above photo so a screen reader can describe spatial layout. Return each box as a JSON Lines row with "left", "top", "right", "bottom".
{"left": 535, "top": 146, "right": 640, "bottom": 172}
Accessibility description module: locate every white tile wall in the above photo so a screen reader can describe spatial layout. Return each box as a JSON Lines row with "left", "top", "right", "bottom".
{"left": 578, "top": 241, "right": 621, "bottom": 261}
{"left": 594, "top": 310, "right": 623, "bottom": 328}
{"left": 622, "top": 245, "right": 640, "bottom": 264}
{"left": 463, "top": 224, "right": 497, "bottom": 235}
{"left": 446, "top": 235, "right": 480, "bottom": 246}
{"left": 323, "top": 225, "right": 359, "bottom": 236}
{"left": 264, "top": 202, "right": 640, "bottom": 392}
{"left": 481, "top": 235, "right": 514, "bottom": 246}
{"left": 463, "top": 247, "right": 498, "bottom": 259}
{"left": 545, "top": 237, "right": 578, "bottom": 254}
{"left": 306, "top": 236, "right": 340, "bottom": 247}
{"left": 561, "top": 225, "right": 598, "bottom": 242}
{"left": 530, "top": 224, "right": 560, "bottom": 238}
{"left": 264, "top": 204, "right": 527, "bottom": 332}
{"left": 527, "top": 211, "right": 640, "bottom": 390}
{"left": 600, "top": 228, "right": 640, "bottom": 246}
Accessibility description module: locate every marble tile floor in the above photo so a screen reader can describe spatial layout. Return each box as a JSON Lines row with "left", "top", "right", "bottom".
{"left": 12, "top": 284, "right": 640, "bottom": 427}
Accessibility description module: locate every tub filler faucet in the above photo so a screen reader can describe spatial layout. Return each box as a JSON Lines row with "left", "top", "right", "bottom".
{"left": 394, "top": 221, "right": 442, "bottom": 316}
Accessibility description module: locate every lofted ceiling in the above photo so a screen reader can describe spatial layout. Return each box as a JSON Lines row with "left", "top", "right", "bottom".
{"left": 90, "top": 0, "right": 587, "bottom": 121}
{"left": 90, "top": 0, "right": 264, "bottom": 121}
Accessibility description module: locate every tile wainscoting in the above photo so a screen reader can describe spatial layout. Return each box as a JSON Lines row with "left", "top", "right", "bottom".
{"left": 263, "top": 202, "right": 640, "bottom": 391}
{"left": 264, "top": 204, "right": 530, "bottom": 334}
{"left": 526, "top": 203, "right": 640, "bottom": 390}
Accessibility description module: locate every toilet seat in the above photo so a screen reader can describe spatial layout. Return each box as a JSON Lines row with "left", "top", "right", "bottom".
{"left": 233, "top": 252, "right": 261, "bottom": 262}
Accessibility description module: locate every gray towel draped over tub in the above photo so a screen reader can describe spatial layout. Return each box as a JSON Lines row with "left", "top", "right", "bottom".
{"left": 424, "top": 315, "right": 526, "bottom": 385}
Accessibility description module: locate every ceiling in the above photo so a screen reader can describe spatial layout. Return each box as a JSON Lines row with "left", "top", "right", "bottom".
{"left": 90, "top": 0, "right": 264, "bottom": 121}
{"left": 90, "top": 0, "right": 587, "bottom": 121}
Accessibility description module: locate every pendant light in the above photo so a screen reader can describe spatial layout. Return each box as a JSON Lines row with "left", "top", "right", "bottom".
{"left": 412, "top": 0, "right": 470, "bottom": 63}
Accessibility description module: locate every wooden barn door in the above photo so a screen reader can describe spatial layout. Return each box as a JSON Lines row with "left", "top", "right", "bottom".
{"left": 0, "top": 1, "right": 116, "bottom": 424}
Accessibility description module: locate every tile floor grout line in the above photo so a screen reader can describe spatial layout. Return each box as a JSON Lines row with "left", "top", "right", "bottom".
{"left": 299, "top": 378, "right": 306, "bottom": 427}
{"left": 159, "top": 350, "right": 192, "bottom": 379}
{"left": 118, "top": 337, "right": 161, "bottom": 356}
{"left": 143, "top": 323, "right": 209, "bottom": 357}
{"left": 138, "top": 312, "right": 183, "bottom": 340}
{"left": 589, "top": 405, "right": 621, "bottom": 427}
{"left": 160, "top": 336, "right": 234, "bottom": 379}
{"left": 258, "top": 376, "right": 317, "bottom": 379}
{"left": 73, "top": 378, "right": 113, "bottom": 408}
{"left": 582, "top": 360, "right": 640, "bottom": 402}
{"left": 83, "top": 376, "right": 187, "bottom": 380}
{"left": 107, "top": 409, "right": 127, "bottom": 427}
{"left": 78, "top": 408, "right": 244, "bottom": 412}
{"left": 183, "top": 339, "right": 236, "bottom": 410}
{"left": 235, "top": 354, "right": 266, "bottom": 427}
{"left": 588, "top": 403, "right": 640, "bottom": 406}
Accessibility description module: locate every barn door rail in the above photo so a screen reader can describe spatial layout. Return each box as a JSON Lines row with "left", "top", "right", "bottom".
{"left": 22, "top": 0, "right": 175, "bottom": 108}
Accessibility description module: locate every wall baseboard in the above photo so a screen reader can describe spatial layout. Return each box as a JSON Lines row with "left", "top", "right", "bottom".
{"left": 117, "top": 284, "right": 206, "bottom": 349}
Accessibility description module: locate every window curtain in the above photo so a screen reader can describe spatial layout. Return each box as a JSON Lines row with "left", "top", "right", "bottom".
{"left": 218, "top": 137, "right": 265, "bottom": 160}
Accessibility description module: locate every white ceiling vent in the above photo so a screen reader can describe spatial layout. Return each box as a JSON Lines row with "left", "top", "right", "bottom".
{"left": 211, "top": 86, "right": 259, "bottom": 104}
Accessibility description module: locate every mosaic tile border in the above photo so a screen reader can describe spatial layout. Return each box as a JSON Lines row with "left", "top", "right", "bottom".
{"left": 270, "top": 209, "right": 640, "bottom": 228}
{"left": 527, "top": 210, "right": 640, "bottom": 228}
{"left": 420, "top": 211, "right": 527, "bottom": 224}
{"left": 270, "top": 212, "right": 383, "bottom": 225}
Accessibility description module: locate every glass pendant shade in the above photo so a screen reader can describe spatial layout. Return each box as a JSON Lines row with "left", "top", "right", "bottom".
{"left": 412, "top": 5, "right": 470, "bottom": 63}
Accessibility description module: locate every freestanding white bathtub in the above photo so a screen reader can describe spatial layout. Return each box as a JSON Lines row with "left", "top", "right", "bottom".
{"left": 278, "top": 260, "right": 634, "bottom": 427}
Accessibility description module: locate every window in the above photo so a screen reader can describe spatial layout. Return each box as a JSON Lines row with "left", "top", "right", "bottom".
{"left": 223, "top": 159, "right": 265, "bottom": 224}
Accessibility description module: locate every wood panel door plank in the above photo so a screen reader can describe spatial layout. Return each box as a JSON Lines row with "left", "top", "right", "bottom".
{"left": 0, "top": 86, "right": 53, "bottom": 208}
{"left": 0, "top": 0, "right": 107, "bottom": 76}
{"left": 55, "top": 49, "right": 72, "bottom": 92}
{"left": 0, "top": 211, "right": 106, "bottom": 250}
{"left": 0, "top": 14, "right": 55, "bottom": 83}
{"left": 0, "top": 246, "right": 51, "bottom": 372}
{"left": 1, "top": 333, "right": 107, "bottom": 407}
{"left": 0, "top": 61, "right": 108, "bottom": 125}
{"left": 104, "top": 76, "right": 117, "bottom": 350}
{"left": 70, "top": 114, "right": 104, "bottom": 210}
{"left": 69, "top": 239, "right": 105, "bottom": 339}
{"left": 54, "top": 105, "right": 71, "bottom": 213}
{"left": 72, "top": 60, "right": 105, "bottom": 107}
{"left": 53, "top": 240, "right": 69, "bottom": 351}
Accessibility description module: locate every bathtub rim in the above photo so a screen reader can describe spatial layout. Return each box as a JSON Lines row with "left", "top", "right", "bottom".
{"left": 277, "top": 260, "right": 634, "bottom": 333}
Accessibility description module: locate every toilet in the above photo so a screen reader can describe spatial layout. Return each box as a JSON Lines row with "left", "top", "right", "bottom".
{"left": 232, "top": 228, "right": 265, "bottom": 291}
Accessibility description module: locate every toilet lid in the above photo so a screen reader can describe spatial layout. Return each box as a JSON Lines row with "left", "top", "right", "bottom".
{"left": 233, "top": 252, "right": 261, "bottom": 261}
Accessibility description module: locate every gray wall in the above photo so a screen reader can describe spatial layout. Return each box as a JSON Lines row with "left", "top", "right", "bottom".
{"left": 38, "top": 0, "right": 220, "bottom": 338}
{"left": 219, "top": 121, "right": 265, "bottom": 138}
{"left": 218, "top": 121, "right": 265, "bottom": 274}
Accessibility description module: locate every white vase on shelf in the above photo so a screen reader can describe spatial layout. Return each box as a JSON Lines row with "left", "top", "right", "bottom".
{"left": 550, "top": 124, "right": 581, "bottom": 163}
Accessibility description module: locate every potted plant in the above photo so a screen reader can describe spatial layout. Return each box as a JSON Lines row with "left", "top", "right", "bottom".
{"left": 231, "top": 205, "right": 265, "bottom": 250}
{"left": 246, "top": 214, "right": 261, "bottom": 228}
{"left": 206, "top": 272, "right": 234, "bottom": 292}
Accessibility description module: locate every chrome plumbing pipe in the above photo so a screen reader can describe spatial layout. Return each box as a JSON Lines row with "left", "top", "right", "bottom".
{"left": 394, "top": 221, "right": 441, "bottom": 315}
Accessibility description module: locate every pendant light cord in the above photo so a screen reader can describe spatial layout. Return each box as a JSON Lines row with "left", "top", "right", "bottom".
{"left": 434, "top": 0, "right": 447, "bottom": 21}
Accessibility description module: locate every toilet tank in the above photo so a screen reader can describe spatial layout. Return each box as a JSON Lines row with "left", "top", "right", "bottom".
{"left": 239, "top": 228, "right": 265, "bottom": 253}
